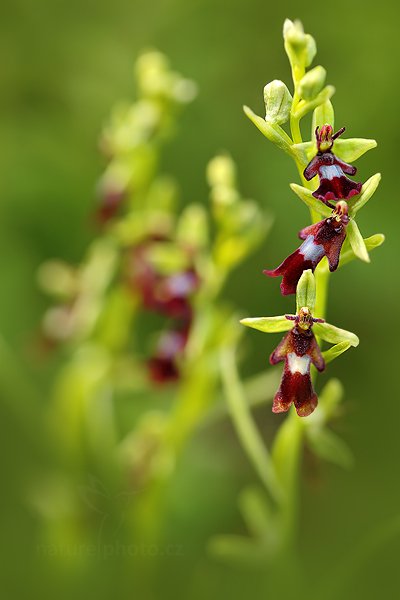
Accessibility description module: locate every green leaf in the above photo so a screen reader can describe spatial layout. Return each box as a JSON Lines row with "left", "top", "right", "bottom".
{"left": 306, "top": 377, "right": 344, "bottom": 426}
{"left": 240, "top": 316, "right": 292, "bottom": 334}
{"left": 326, "top": 233, "right": 384, "bottom": 272}
{"left": 318, "top": 377, "right": 344, "bottom": 413}
{"left": 243, "top": 105, "right": 293, "bottom": 155}
{"left": 290, "top": 183, "right": 332, "bottom": 217}
{"left": 322, "top": 341, "right": 352, "bottom": 364}
{"left": 208, "top": 535, "right": 266, "bottom": 565}
{"left": 238, "top": 487, "right": 272, "bottom": 539}
{"left": 349, "top": 173, "right": 381, "bottom": 216}
{"left": 296, "top": 269, "right": 316, "bottom": 313}
{"left": 347, "top": 220, "right": 370, "bottom": 263}
{"left": 313, "top": 322, "right": 359, "bottom": 347}
{"left": 307, "top": 427, "right": 354, "bottom": 469}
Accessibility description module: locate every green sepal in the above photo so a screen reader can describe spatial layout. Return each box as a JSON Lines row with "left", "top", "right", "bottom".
{"left": 240, "top": 316, "right": 292, "bottom": 334}
{"left": 334, "top": 138, "right": 377, "bottom": 162}
{"left": 243, "top": 105, "right": 293, "bottom": 155}
{"left": 312, "top": 100, "right": 334, "bottom": 135}
{"left": 290, "top": 183, "right": 332, "bottom": 217}
{"left": 292, "top": 137, "right": 377, "bottom": 165}
{"left": 313, "top": 322, "right": 359, "bottom": 347}
{"left": 322, "top": 341, "right": 352, "bottom": 364}
{"left": 296, "top": 269, "right": 316, "bottom": 313}
{"left": 347, "top": 220, "right": 370, "bottom": 263}
{"left": 349, "top": 173, "right": 381, "bottom": 216}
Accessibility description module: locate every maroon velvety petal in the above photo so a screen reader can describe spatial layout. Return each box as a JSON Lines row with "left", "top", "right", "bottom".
{"left": 298, "top": 221, "right": 323, "bottom": 240}
{"left": 264, "top": 250, "right": 315, "bottom": 295}
{"left": 273, "top": 367, "right": 318, "bottom": 417}
{"left": 313, "top": 218, "right": 348, "bottom": 272}
{"left": 312, "top": 177, "right": 361, "bottom": 202}
{"left": 271, "top": 326, "right": 322, "bottom": 417}
{"left": 270, "top": 331, "right": 293, "bottom": 365}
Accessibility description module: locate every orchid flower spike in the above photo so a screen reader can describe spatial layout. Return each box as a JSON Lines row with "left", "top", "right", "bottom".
{"left": 264, "top": 201, "right": 349, "bottom": 295}
{"left": 304, "top": 125, "right": 362, "bottom": 205}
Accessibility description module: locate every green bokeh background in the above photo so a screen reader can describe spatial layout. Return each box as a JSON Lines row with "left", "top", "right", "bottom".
{"left": 1, "top": 0, "right": 399, "bottom": 598}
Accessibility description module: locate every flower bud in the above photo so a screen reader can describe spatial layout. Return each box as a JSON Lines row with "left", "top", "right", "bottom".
{"left": 263, "top": 80, "right": 293, "bottom": 125}
{"left": 298, "top": 66, "right": 326, "bottom": 101}
{"left": 206, "top": 155, "right": 236, "bottom": 188}
{"left": 283, "top": 19, "right": 316, "bottom": 68}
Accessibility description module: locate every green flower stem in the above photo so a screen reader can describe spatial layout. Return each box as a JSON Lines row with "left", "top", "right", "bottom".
{"left": 220, "top": 346, "right": 283, "bottom": 503}
{"left": 290, "top": 100, "right": 303, "bottom": 145}
{"left": 272, "top": 408, "right": 304, "bottom": 550}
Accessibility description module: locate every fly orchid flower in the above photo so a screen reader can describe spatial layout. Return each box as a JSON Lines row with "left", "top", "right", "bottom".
{"left": 304, "top": 125, "right": 362, "bottom": 205}
{"left": 269, "top": 308, "right": 324, "bottom": 416}
{"left": 241, "top": 270, "right": 359, "bottom": 417}
{"left": 264, "top": 201, "right": 349, "bottom": 295}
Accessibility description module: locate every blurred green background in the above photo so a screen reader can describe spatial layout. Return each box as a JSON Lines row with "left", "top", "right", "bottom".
{"left": 1, "top": 0, "right": 399, "bottom": 598}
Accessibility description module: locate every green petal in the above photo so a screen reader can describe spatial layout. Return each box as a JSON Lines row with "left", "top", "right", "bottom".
{"left": 296, "top": 269, "right": 316, "bottom": 313}
{"left": 243, "top": 105, "right": 293, "bottom": 155}
{"left": 347, "top": 220, "right": 370, "bottom": 263}
{"left": 322, "top": 341, "right": 352, "bottom": 364}
{"left": 313, "top": 322, "right": 359, "bottom": 347}
{"left": 349, "top": 173, "right": 381, "bottom": 215}
{"left": 240, "top": 316, "right": 292, "bottom": 334}
{"left": 290, "top": 183, "right": 332, "bottom": 217}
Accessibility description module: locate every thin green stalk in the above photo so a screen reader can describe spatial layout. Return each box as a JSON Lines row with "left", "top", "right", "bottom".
{"left": 220, "top": 346, "right": 283, "bottom": 503}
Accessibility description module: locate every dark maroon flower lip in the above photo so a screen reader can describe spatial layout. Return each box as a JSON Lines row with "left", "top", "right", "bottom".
{"left": 264, "top": 202, "right": 349, "bottom": 295}
{"left": 303, "top": 125, "right": 362, "bottom": 205}
{"left": 270, "top": 308, "right": 325, "bottom": 417}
